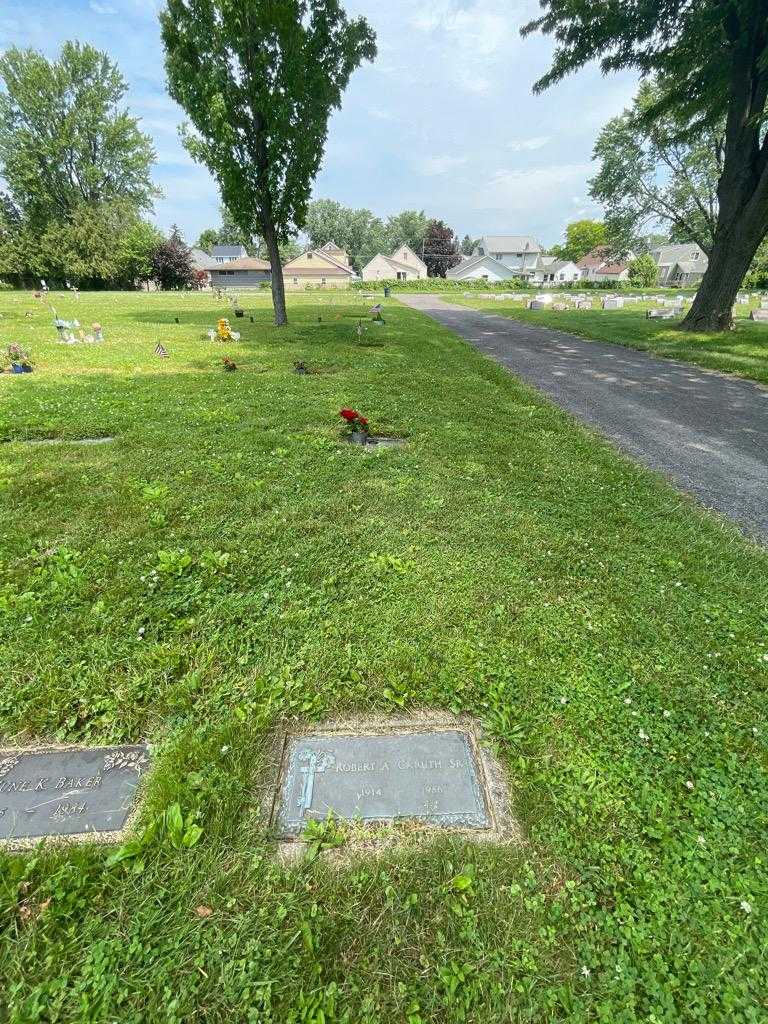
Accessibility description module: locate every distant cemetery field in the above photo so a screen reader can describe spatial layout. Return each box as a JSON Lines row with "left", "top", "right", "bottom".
{"left": 1, "top": 290, "right": 766, "bottom": 1021}
{"left": 452, "top": 291, "right": 768, "bottom": 385}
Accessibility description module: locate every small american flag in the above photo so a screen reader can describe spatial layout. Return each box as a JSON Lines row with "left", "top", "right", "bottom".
{"left": 154, "top": 343, "right": 169, "bottom": 358}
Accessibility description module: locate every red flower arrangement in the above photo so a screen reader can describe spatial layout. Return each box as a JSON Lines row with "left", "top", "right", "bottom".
{"left": 339, "top": 408, "right": 369, "bottom": 435}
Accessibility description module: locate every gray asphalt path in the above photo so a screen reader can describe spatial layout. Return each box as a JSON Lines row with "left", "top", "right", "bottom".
{"left": 399, "top": 294, "right": 768, "bottom": 543}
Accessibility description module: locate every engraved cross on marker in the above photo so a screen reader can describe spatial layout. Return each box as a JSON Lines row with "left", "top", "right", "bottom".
{"left": 296, "top": 751, "right": 335, "bottom": 816}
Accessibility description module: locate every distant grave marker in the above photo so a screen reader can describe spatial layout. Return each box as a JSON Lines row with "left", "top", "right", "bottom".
{"left": 0, "top": 744, "right": 149, "bottom": 845}
{"left": 273, "top": 729, "right": 490, "bottom": 837}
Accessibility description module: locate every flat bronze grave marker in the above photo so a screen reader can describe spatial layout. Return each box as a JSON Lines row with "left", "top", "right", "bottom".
{"left": 274, "top": 729, "right": 490, "bottom": 837}
{"left": 0, "top": 744, "right": 149, "bottom": 846}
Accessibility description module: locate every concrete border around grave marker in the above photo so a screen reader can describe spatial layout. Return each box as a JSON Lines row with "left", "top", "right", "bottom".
{"left": 262, "top": 712, "right": 519, "bottom": 858}
{"left": 0, "top": 742, "right": 151, "bottom": 852}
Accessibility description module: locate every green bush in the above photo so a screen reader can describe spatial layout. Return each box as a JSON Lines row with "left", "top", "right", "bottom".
{"left": 351, "top": 277, "right": 530, "bottom": 293}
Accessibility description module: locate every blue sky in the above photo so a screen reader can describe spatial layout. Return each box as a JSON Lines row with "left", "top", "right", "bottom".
{"left": 0, "top": 0, "right": 638, "bottom": 247}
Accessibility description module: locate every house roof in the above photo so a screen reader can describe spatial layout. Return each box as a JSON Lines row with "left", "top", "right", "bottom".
{"left": 447, "top": 253, "right": 517, "bottom": 279}
{"left": 651, "top": 244, "right": 707, "bottom": 266}
{"left": 210, "top": 257, "right": 270, "bottom": 271}
{"left": 189, "top": 247, "right": 217, "bottom": 271}
{"left": 283, "top": 249, "right": 355, "bottom": 275}
{"left": 211, "top": 244, "right": 248, "bottom": 258}
{"left": 478, "top": 235, "right": 543, "bottom": 254}
{"left": 595, "top": 262, "right": 629, "bottom": 276}
{"left": 546, "top": 260, "right": 579, "bottom": 273}
{"left": 673, "top": 260, "right": 705, "bottom": 274}
{"left": 577, "top": 247, "right": 611, "bottom": 269}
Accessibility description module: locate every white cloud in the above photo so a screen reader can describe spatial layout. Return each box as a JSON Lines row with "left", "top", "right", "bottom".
{"left": 474, "top": 163, "right": 594, "bottom": 217}
{"left": 410, "top": 0, "right": 521, "bottom": 94}
{"left": 414, "top": 155, "right": 467, "bottom": 176}
{"left": 508, "top": 136, "right": 551, "bottom": 152}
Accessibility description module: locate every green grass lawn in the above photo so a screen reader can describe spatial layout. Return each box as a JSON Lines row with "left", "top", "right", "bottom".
{"left": 449, "top": 294, "right": 768, "bottom": 385}
{"left": 1, "top": 290, "right": 766, "bottom": 1023}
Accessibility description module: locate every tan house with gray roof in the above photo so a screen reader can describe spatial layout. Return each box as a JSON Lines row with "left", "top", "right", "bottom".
{"left": 361, "top": 244, "right": 427, "bottom": 281}
{"left": 283, "top": 241, "right": 357, "bottom": 289}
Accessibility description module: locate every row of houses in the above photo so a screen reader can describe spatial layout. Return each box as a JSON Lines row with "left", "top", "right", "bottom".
{"left": 191, "top": 241, "right": 428, "bottom": 288}
{"left": 445, "top": 236, "right": 709, "bottom": 287}
{"left": 191, "top": 237, "right": 709, "bottom": 290}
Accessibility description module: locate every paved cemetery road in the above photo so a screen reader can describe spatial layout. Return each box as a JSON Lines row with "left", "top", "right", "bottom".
{"left": 399, "top": 294, "right": 768, "bottom": 543}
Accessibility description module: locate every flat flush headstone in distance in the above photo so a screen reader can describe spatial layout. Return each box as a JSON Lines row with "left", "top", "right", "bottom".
{"left": 0, "top": 744, "right": 149, "bottom": 845}
{"left": 274, "top": 730, "right": 489, "bottom": 837}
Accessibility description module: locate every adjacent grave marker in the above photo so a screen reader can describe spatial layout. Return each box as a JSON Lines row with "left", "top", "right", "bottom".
{"left": 0, "top": 744, "right": 149, "bottom": 845}
{"left": 273, "top": 729, "right": 490, "bottom": 837}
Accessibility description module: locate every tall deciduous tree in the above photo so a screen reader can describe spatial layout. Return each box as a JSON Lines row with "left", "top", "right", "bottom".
{"left": 550, "top": 219, "right": 607, "bottom": 263}
{"left": 590, "top": 82, "right": 722, "bottom": 258}
{"left": 385, "top": 210, "right": 429, "bottom": 255}
{"left": 422, "top": 220, "right": 461, "bottom": 277}
{"left": 0, "top": 42, "right": 157, "bottom": 230}
{"left": 305, "top": 199, "right": 387, "bottom": 271}
{"left": 161, "top": 0, "right": 376, "bottom": 325}
{"left": 523, "top": 1, "right": 768, "bottom": 332}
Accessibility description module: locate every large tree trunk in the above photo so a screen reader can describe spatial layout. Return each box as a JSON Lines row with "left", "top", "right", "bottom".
{"left": 261, "top": 218, "right": 287, "bottom": 326}
{"left": 680, "top": 19, "right": 768, "bottom": 332}
{"left": 680, "top": 209, "right": 766, "bottom": 331}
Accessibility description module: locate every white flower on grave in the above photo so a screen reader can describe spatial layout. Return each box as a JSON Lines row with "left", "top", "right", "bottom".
{"left": 221, "top": 745, "right": 230, "bottom": 754}
{"left": 760, "top": 653, "right": 768, "bottom": 663}
{"left": 662, "top": 710, "right": 671, "bottom": 718}
{"left": 740, "top": 901, "right": 752, "bottom": 915}
{"left": 752, "top": 727, "right": 759, "bottom": 735}
{"left": 624, "top": 697, "right": 632, "bottom": 705}
{"left": 638, "top": 729, "right": 649, "bottom": 742}
{"left": 685, "top": 780, "right": 694, "bottom": 790}
{"left": 697, "top": 835, "right": 706, "bottom": 845}
{"left": 580, "top": 966, "right": 591, "bottom": 978}
{"left": 560, "top": 696, "right": 568, "bottom": 705}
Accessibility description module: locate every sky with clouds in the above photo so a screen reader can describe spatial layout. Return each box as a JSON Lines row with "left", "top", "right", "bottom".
{"left": 0, "top": 0, "right": 639, "bottom": 247}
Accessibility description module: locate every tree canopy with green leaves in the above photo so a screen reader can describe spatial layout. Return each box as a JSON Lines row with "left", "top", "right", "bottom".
{"left": 303, "top": 201, "right": 428, "bottom": 271}
{"left": 0, "top": 42, "right": 157, "bottom": 230}
{"left": 523, "top": 0, "right": 768, "bottom": 331}
{"left": 161, "top": 0, "right": 376, "bottom": 325}
{"left": 628, "top": 253, "right": 660, "bottom": 288}
{"left": 590, "top": 82, "right": 722, "bottom": 258}
{"left": 550, "top": 219, "right": 607, "bottom": 263}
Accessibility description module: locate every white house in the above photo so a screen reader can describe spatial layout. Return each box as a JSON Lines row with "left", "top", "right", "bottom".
{"left": 472, "top": 235, "right": 544, "bottom": 275}
{"left": 447, "top": 251, "right": 580, "bottom": 285}
{"left": 650, "top": 244, "right": 708, "bottom": 286}
{"left": 361, "top": 244, "right": 427, "bottom": 281}
{"left": 446, "top": 253, "right": 518, "bottom": 282}
{"left": 533, "top": 258, "right": 581, "bottom": 284}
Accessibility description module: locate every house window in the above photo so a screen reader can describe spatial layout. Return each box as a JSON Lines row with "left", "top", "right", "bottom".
{"left": 307, "top": 252, "right": 313, "bottom": 259}
{"left": 293, "top": 277, "right": 298, "bottom": 284}
{"left": 397, "top": 272, "right": 405, "bottom": 281}
{"left": 221, "top": 270, "right": 234, "bottom": 276}
{"left": 321, "top": 277, "right": 326, "bottom": 286}
{"left": 495, "top": 253, "right": 503, "bottom": 260}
